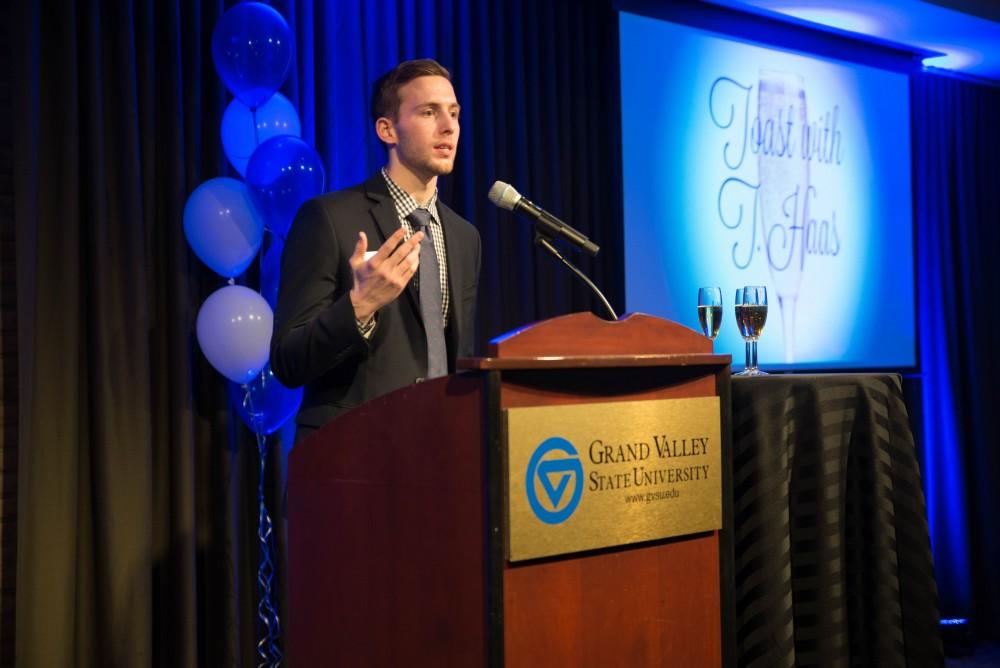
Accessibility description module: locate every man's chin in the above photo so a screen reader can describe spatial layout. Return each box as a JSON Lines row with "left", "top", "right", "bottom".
{"left": 397, "top": 155, "right": 457, "bottom": 180}
{"left": 430, "top": 159, "right": 455, "bottom": 176}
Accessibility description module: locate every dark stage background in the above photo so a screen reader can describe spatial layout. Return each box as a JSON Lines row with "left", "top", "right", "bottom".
{"left": 3, "top": 0, "right": 998, "bottom": 665}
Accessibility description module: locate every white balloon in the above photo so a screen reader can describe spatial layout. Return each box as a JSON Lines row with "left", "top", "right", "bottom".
{"left": 196, "top": 285, "right": 274, "bottom": 384}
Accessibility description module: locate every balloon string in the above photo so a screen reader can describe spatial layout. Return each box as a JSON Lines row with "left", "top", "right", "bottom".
{"left": 246, "top": 113, "right": 282, "bottom": 667}
{"left": 244, "top": 385, "right": 283, "bottom": 667}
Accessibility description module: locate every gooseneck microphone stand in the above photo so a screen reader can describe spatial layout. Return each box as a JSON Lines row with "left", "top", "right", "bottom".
{"left": 534, "top": 232, "right": 619, "bottom": 321}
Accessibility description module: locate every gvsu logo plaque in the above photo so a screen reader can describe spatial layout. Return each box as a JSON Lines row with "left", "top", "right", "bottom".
{"left": 525, "top": 437, "right": 584, "bottom": 524}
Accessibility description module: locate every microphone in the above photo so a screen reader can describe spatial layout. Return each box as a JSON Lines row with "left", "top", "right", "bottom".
{"left": 488, "top": 181, "right": 600, "bottom": 256}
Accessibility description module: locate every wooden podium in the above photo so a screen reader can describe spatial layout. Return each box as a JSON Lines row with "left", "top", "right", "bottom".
{"left": 287, "top": 313, "right": 733, "bottom": 666}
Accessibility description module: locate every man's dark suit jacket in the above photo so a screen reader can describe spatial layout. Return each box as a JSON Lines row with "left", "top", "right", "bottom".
{"left": 270, "top": 173, "right": 481, "bottom": 430}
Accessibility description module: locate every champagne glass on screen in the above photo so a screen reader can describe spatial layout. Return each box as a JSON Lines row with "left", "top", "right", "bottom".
{"left": 737, "top": 286, "right": 768, "bottom": 376}
{"left": 759, "top": 71, "right": 808, "bottom": 364}
{"left": 697, "top": 287, "right": 723, "bottom": 341}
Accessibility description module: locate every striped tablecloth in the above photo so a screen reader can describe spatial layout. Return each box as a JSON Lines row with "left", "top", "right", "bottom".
{"left": 731, "top": 374, "right": 942, "bottom": 667}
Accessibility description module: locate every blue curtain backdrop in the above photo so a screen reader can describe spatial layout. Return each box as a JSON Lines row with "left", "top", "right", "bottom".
{"left": 11, "top": 1, "right": 265, "bottom": 666}
{"left": 912, "top": 71, "right": 1000, "bottom": 633}
{"left": 8, "top": 0, "right": 1000, "bottom": 665}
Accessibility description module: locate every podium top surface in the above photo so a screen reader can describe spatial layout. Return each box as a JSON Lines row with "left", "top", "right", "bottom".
{"left": 458, "top": 353, "right": 731, "bottom": 370}
{"left": 473, "top": 312, "right": 719, "bottom": 359}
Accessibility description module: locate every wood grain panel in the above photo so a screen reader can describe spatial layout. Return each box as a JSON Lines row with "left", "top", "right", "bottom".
{"left": 504, "top": 536, "right": 721, "bottom": 667}
{"left": 287, "top": 375, "right": 489, "bottom": 667}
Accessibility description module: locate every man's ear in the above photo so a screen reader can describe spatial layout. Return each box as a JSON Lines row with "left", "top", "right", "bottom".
{"left": 375, "top": 117, "right": 396, "bottom": 146}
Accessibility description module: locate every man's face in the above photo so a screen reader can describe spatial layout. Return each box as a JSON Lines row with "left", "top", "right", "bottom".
{"left": 384, "top": 75, "right": 460, "bottom": 180}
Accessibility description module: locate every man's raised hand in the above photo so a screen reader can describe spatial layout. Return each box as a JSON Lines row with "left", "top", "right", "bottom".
{"left": 349, "top": 228, "right": 423, "bottom": 324}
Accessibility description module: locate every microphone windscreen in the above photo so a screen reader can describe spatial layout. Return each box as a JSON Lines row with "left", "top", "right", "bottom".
{"left": 487, "top": 181, "right": 521, "bottom": 211}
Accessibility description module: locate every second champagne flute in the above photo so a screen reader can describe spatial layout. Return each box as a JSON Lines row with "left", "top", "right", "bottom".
{"left": 738, "top": 285, "right": 768, "bottom": 376}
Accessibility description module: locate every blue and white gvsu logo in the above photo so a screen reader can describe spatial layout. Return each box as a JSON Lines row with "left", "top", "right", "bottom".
{"left": 525, "top": 437, "right": 584, "bottom": 524}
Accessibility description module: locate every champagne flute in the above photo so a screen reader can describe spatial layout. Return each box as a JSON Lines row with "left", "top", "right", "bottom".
{"left": 697, "top": 287, "right": 723, "bottom": 340}
{"left": 734, "top": 288, "right": 750, "bottom": 375}
{"left": 736, "top": 286, "right": 768, "bottom": 376}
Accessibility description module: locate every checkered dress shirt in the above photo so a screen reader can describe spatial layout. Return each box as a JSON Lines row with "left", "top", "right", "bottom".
{"left": 381, "top": 168, "right": 450, "bottom": 326}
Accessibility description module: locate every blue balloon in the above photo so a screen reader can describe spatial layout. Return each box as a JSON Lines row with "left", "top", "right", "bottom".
{"left": 211, "top": 3, "right": 293, "bottom": 109}
{"left": 196, "top": 285, "right": 273, "bottom": 384}
{"left": 183, "top": 177, "right": 264, "bottom": 278}
{"left": 222, "top": 93, "right": 302, "bottom": 176}
{"left": 229, "top": 363, "right": 303, "bottom": 435}
{"left": 245, "top": 136, "right": 326, "bottom": 238}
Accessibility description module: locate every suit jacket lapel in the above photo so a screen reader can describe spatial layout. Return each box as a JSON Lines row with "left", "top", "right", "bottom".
{"left": 365, "top": 175, "right": 422, "bottom": 323}
{"left": 365, "top": 174, "right": 401, "bottom": 243}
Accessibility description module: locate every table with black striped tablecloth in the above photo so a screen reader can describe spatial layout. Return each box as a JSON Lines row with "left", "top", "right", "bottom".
{"left": 731, "top": 374, "right": 942, "bottom": 667}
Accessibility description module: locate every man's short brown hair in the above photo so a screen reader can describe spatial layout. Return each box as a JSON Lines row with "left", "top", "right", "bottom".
{"left": 371, "top": 59, "right": 452, "bottom": 123}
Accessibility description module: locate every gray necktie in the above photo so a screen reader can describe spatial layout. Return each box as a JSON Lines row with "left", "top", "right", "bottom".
{"left": 408, "top": 208, "right": 448, "bottom": 378}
